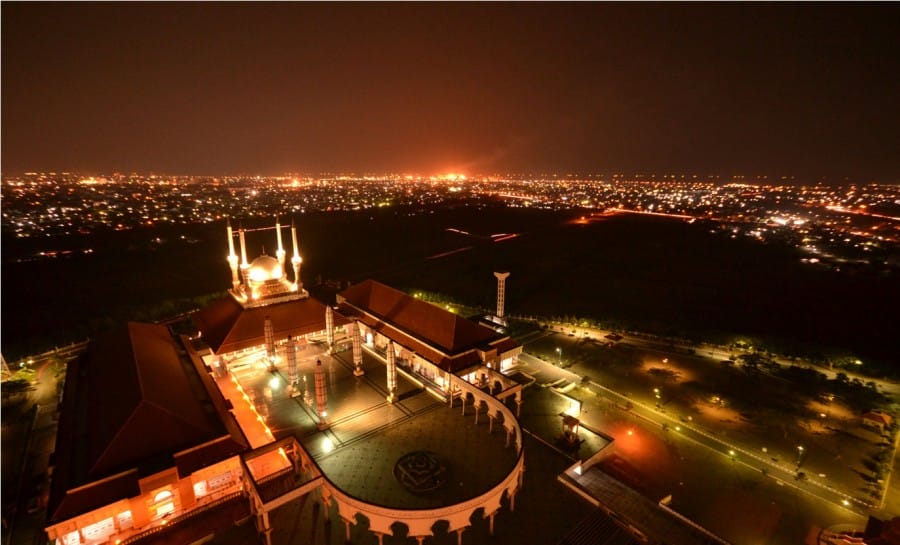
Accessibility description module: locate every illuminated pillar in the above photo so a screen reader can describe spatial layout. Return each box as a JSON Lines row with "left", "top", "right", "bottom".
{"left": 314, "top": 359, "right": 329, "bottom": 430}
{"left": 351, "top": 321, "right": 364, "bottom": 376}
{"left": 494, "top": 271, "right": 510, "bottom": 319}
{"left": 239, "top": 225, "right": 250, "bottom": 286}
{"left": 227, "top": 219, "right": 240, "bottom": 290}
{"left": 275, "top": 217, "right": 286, "bottom": 275}
{"left": 264, "top": 316, "right": 276, "bottom": 369}
{"left": 286, "top": 335, "right": 298, "bottom": 386}
{"left": 291, "top": 222, "right": 303, "bottom": 291}
{"left": 386, "top": 341, "right": 397, "bottom": 403}
{"left": 325, "top": 306, "right": 335, "bottom": 350}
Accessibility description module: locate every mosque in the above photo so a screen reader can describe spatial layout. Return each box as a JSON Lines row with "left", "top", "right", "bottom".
{"left": 45, "top": 219, "right": 525, "bottom": 545}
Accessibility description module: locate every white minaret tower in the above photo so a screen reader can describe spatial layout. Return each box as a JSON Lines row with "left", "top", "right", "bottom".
{"left": 494, "top": 271, "right": 510, "bottom": 319}
{"left": 275, "top": 216, "right": 286, "bottom": 277}
{"left": 239, "top": 224, "right": 250, "bottom": 287}
{"left": 291, "top": 221, "right": 303, "bottom": 291}
{"left": 226, "top": 219, "right": 240, "bottom": 291}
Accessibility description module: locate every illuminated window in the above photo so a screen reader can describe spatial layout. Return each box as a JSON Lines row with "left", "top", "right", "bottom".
{"left": 60, "top": 530, "right": 80, "bottom": 545}
{"left": 152, "top": 490, "right": 174, "bottom": 517}
{"left": 207, "top": 471, "right": 233, "bottom": 491}
{"left": 82, "top": 517, "right": 115, "bottom": 540}
{"left": 193, "top": 480, "right": 207, "bottom": 498}
{"left": 116, "top": 510, "right": 133, "bottom": 530}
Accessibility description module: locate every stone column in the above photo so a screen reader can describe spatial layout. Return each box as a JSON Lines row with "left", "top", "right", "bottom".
{"left": 314, "top": 359, "right": 329, "bottom": 430}
{"left": 325, "top": 306, "right": 335, "bottom": 350}
{"left": 264, "top": 316, "right": 276, "bottom": 370}
{"left": 351, "top": 321, "right": 364, "bottom": 376}
{"left": 286, "top": 336, "right": 298, "bottom": 387}
{"left": 386, "top": 341, "right": 397, "bottom": 403}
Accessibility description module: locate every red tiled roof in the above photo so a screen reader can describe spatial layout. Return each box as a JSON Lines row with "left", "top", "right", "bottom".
{"left": 48, "top": 323, "right": 247, "bottom": 523}
{"left": 490, "top": 337, "right": 522, "bottom": 356}
{"left": 193, "top": 295, "right": 348, "bottom": 355}
{"left": 340, "top": 304, "right": 484, "bottom": 372}
{"left": 863, "top": 411, "right": 892, "bottom": 426}
{"left": 338, "top": 280, "right": 499, "bottom": 353}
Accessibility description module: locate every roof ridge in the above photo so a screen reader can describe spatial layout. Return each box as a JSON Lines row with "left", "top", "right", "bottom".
{"left": 88, "top": 402, "right": 142, "bottom": 477}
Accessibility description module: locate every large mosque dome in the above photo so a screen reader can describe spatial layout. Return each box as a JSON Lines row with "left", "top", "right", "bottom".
{"left": 248, "top": 255, "right": 283, "bottom": 282}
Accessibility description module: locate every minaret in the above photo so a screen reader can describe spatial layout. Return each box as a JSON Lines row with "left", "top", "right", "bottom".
{"left": 275, "top": 216, "right": 286, "bottom": 277}
{"left": 226, "top": 219, "right": 240, "bottom": 291}
{"left": 239, "top": 224, "right": 250, "bottom": 288}
{"left": 494, "top": 271, "right": 510, "bottom": 319}
{"left": 291, "top": 221, "right": 303, "bottom": 291}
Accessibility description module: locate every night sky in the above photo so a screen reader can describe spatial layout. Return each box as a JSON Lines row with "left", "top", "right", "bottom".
{"left": 2, "top": 2, "right": 898, "bottom": 179}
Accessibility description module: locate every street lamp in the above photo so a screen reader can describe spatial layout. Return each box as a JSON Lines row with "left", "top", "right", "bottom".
{"left": 796, "top": 445, "right": 805, "bottom": 466}
{"left": 556, "top": 347, "right": 562, "bottom": 366}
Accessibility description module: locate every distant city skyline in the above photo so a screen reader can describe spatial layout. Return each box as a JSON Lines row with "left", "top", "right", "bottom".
{"left": 2, "top": 3, "right": 899, "bottom": 180}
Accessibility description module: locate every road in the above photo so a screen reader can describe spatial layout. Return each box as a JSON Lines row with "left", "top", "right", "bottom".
{"left": 513, "top": 338, "right": 879, "bottom": 518}
{"left": 2, "top": 343, "right": 84, "bottom": 545}
{"left": 528, "top": 320, "right": 900, "bottom": 396}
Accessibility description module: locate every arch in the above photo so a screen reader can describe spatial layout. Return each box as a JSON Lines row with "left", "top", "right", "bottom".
{"left": 153, "top": 490, "right": 172, "bottom": 503}
{"left": 430, "top": 518, "right": 451, "bottom": 538}
{"left": 468, "top": 506, "right": 486, "bottom": 526}
{"left": 151, "top": 489, "right": 175, "bottom": 518}
{"left": 390, "top": 520, "right": 411, "bottom": 541}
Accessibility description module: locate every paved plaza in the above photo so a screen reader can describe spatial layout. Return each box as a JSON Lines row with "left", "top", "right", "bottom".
{"left": 228, "top": 342, "right": 519, "bottom": 510}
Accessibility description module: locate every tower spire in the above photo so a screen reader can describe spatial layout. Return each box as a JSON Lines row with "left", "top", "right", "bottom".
{"left": 291, "top": 221, "right": 303, "bottom": 292}
{"left": 227, "top": 219, "right": 240, "bottom": 290}
{"left": 275, "top": 216, "right": 286, "bottom": 277}
{"left": 494, "top": 271, "right": 510, "bottom": 320}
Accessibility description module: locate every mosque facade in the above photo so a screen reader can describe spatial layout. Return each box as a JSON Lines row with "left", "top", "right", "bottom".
{"left": 45, "top": 219, "right": 525, "bottom": 545}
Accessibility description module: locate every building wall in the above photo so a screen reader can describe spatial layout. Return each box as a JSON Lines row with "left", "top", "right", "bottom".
{"left": 46, "top": 456, "right": 243, "bottom": 545}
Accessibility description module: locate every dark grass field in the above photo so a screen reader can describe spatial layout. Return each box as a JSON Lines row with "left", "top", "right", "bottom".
{"left": 2, "top": 205, "right": 897, "bottom": 370}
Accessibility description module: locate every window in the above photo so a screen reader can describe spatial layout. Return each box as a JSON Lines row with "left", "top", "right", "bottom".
{"left": 193, "top": 480, "right": 207, "bottom": 498}
{"left": 81, "top": 517, "right": 114, "bottom": 540}
{"left": 207, "top": 470, "right": 233, "bottom": 491}
{"left": 116, "top": 510, "right": 133, "bottom": 530}
{"left": 151, "top": 489, "right": 174, "bottom": 518}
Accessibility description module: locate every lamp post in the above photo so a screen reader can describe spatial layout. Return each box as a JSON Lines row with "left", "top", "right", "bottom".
{"left": 556, "top": 347, "right": 562, "bottom": 366}
{"left": 796, "top": 445, "right": 805, "bottom": 466}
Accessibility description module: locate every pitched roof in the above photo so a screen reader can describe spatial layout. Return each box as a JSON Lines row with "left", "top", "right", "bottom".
{"left": 193, "top": 295, "right": 348, "bottom": 354}
{"left": 338, "top": 280, "right": 500, "bottom": 354}
{"left": 48, "top": 322, "right": 247, "bottom": 523}
{"left": 863, "top": 410, "right": 892, "bottom": 426}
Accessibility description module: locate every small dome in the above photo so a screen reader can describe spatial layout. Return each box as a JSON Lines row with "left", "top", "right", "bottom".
{"left": 248, "top": 255, "right": 283, "bottom": 282}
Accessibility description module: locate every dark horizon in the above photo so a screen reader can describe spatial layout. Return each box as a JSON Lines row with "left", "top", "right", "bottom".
{"left": 3, "top": 3, "right": 899, "bottom": 180}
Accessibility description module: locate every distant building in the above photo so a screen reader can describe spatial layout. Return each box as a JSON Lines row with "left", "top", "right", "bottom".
{"left": 862, "top": 410, "right": 893, "bottom": 433}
